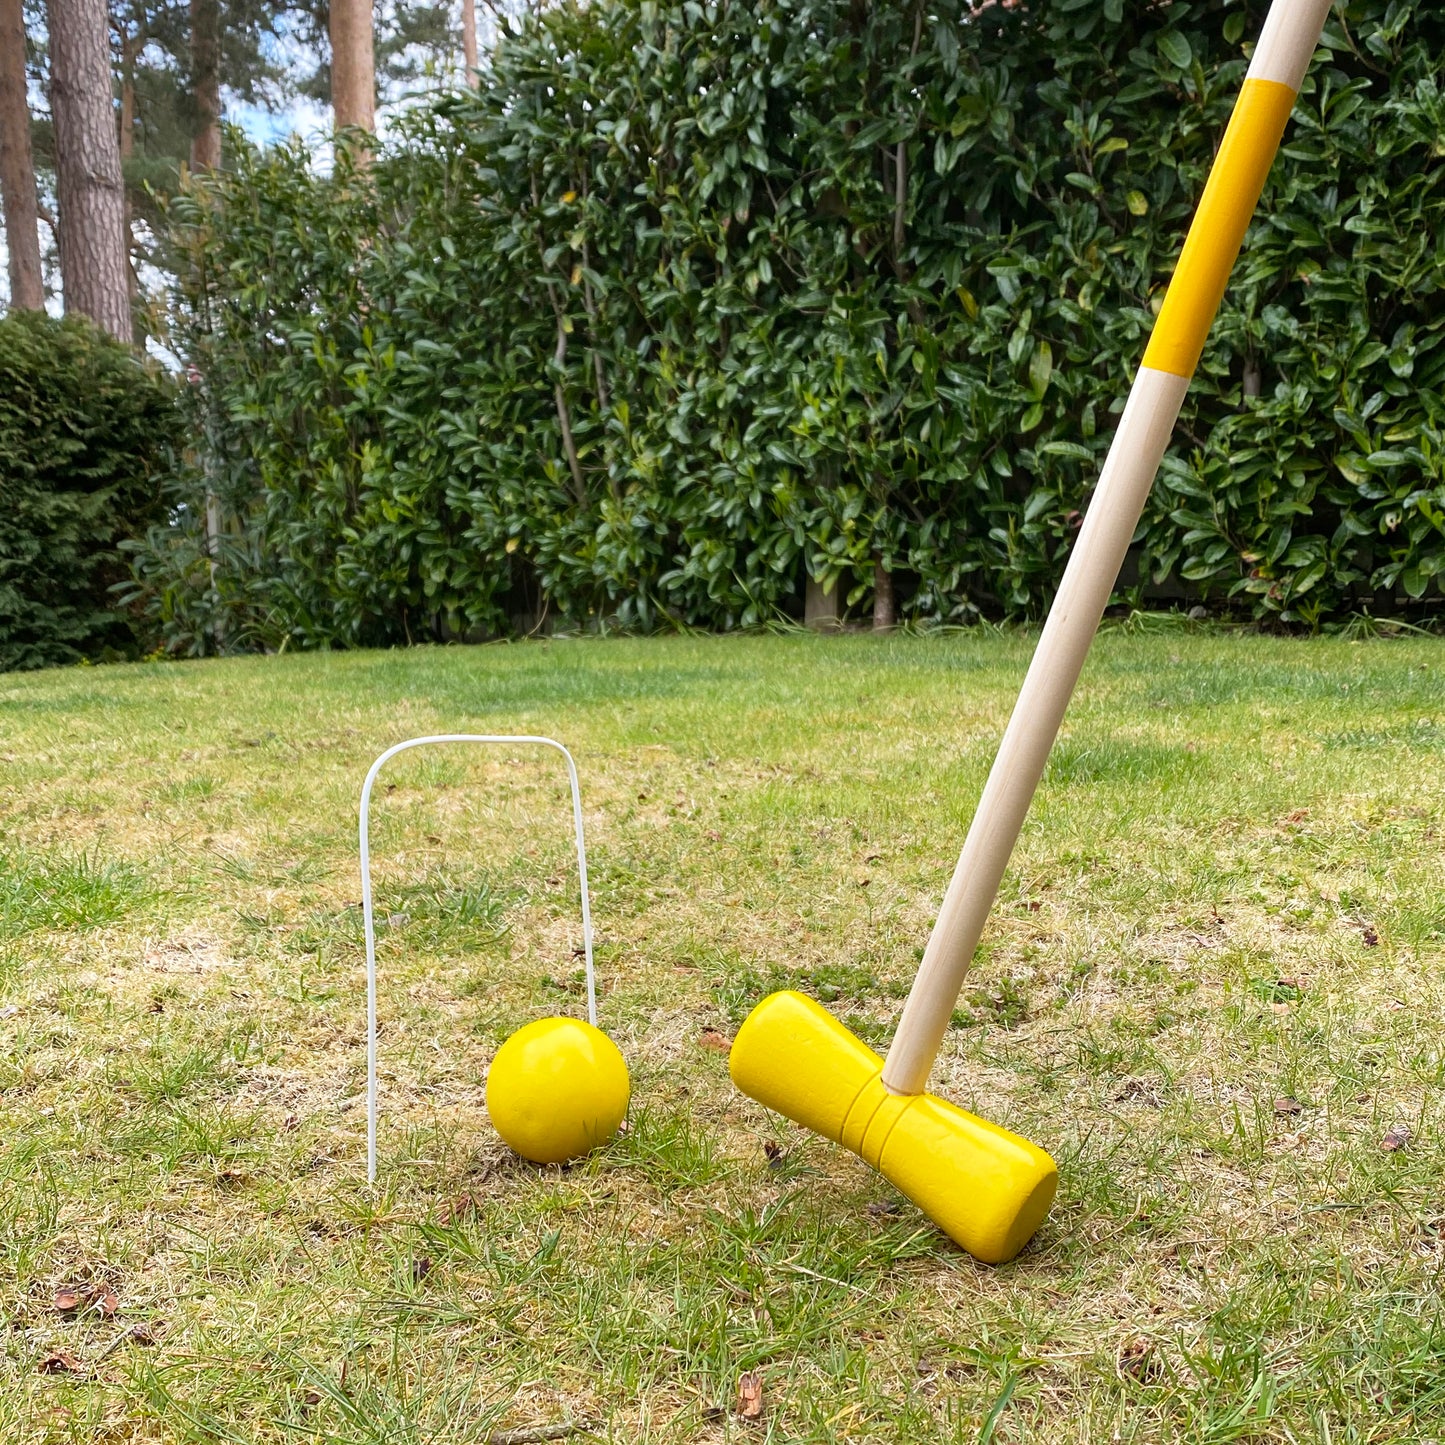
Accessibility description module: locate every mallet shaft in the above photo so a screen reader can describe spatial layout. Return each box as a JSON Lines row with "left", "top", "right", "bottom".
{"left": 883, "top": 0, "right": 1334, "bottom": 1097}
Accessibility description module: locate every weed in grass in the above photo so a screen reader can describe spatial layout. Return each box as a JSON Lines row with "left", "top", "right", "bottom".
{"left": 0, "top": 848, "right": 152, "bottom": 936}
{"left": 708, "top": 956, "right": 896, "bottom": 1029}
{"left": 537, "top": 966, "right": 589, "bottom": 1001}
{"left": 1047, "top": 737, "right": 1197, "bottom": 787}
{"left": 375, "top": 866, "right": 513, "bottom": 954}
{"left": 109, "top": 1032, "right": 247, "bottom": 1104}
{"left": 213, "top": 846, "right": 330, "bottom": 887}
{"left": 155, "top": 774, "right": 218, "bottom": 804}
{"left": 949, "top": 974, "right": 1031, "bottom": 1030}
{"left": 614, "top": 1105, "right": 723, "bottom": 1192}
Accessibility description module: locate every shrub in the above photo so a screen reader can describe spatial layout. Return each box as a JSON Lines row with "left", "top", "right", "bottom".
{"left": 131, "top": 0, "right": 1445, "bottom": 649}
{"left": 0, "top": 312, "right": 179, "bottom": 669}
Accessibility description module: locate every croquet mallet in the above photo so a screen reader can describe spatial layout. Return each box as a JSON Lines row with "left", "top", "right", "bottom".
{"left": 731, "top": 0, "right": 1335, "bottom": 1264}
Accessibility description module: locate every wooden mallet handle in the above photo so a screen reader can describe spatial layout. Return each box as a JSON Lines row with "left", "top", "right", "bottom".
{"left": 883, "top": 0, "right": 1335, "bottom": 1097}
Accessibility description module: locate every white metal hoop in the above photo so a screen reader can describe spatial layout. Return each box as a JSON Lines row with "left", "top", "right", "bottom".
{"left": 360, "top": 734, "right": 597, "bottom": 1182}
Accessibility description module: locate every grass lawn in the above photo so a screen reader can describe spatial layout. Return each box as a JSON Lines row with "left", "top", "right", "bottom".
{"left": 1, "top": 629, "right": 1443, "bottom": 1443}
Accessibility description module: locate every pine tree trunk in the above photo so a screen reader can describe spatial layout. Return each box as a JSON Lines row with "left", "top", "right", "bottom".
{"left": 46, "top": 0, "right": 130, "bottom": 341}
{"left": 189, "top": 0, "right": 221, "bottom": 169}
{"left": 0, "top": 0, "right": 43, "bottom": 310}
{"left": 461, "top": 0, "right": 477, "bottom": 84}
{"left": 330, "top": 0, "right": 376, "bottom": 137}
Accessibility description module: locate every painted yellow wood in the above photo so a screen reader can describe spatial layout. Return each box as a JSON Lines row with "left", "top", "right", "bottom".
{"left": 1142, "top": 77, "right": 1298, "bottom": 379}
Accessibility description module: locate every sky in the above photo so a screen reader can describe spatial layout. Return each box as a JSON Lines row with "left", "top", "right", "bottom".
{"left": 231, "top": 96, "right": 335, "bottom": 150}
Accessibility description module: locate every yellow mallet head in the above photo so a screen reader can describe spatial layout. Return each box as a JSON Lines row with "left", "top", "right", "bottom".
{"left": 730, "top": 991, "right": 1056, "bottom": 1264}
{"left": 486, "top": 1016, "right": 630, "bottom": 1165}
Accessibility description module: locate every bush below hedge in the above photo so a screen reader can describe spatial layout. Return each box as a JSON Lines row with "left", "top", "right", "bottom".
{"left": 0, "top": 313, "right": 178, "bottom": 670}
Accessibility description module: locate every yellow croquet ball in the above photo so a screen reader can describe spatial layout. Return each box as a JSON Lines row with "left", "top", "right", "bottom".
{"left": 485, "top": 1017, "right": 630, "bottom": 1164}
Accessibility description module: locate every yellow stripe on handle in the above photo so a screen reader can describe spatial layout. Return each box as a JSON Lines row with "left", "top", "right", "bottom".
{"left": 1141, "top": 77, "right": 1298, "bottom": 378}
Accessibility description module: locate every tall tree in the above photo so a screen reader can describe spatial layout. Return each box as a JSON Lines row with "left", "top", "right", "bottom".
{"left": 189, "top": 0, "right": 221, "bottom": 168}
{"left": 288, "top": 0, "right": 458, "bottom": 121}
{"left": 47, "top": 0, "right": 130, "bottom": 339}
{"left": 461, "top": 0, "right": 477, "bottom": 83}
{"left": 330, "top": 0, "right": 375, "bottom": 134}
{"left": 0, "top": 0, "right": 44, "bottom": 309}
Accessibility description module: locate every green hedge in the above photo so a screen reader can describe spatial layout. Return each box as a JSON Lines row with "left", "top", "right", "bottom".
{"left": 0, "top": 313, "right": 179, "bottom": 670}
{"left": 131, "top": 0, "right": 1445, "bottom": 649}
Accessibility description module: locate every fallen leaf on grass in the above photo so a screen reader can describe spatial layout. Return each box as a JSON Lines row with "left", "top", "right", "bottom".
{"left": 736, "top": 1369, "right": 765, "bottom": 1422}
{"left": 38, "top": 1351, "right": 85, "bottom": 1375}
{"left": 698, "top": 1029, "right": 731, "bottom": 1054}
{"left": 1116, "top": 1337, "right": 1161, "bottom": 1383}
{"left": 1274, "top": 1096, "right": 1303, "bottom": 1117}
{"left": 436, "top": 1192, "right": 480, "bottom": 1225}
{"left": 1380, "top": 1128, "right": 1410, "bottom": 1152}
{"left": 52, "top": 1285, "right": 117, "bottom": 1316}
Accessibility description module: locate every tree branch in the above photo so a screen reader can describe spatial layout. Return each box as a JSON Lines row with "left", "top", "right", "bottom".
{"left": 892, "top": 3, "right": 925, "bottom": 276}
{"left": 486, "top": 1422, "right": 597, "bottom": 1445}
{"left": 547, "top": 290, "right": 587, "bottom": 507}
